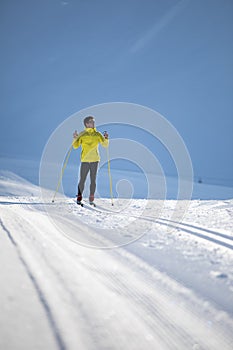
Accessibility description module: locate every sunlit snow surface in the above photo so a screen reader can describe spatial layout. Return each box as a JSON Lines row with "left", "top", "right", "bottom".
{"left": 0, "top": 169, "right": 233, "bottom": 350}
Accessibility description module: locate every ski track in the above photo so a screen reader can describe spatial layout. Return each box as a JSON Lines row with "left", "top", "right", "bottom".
{"left": 0, "top": 218, "right": 66, "bottom": 350}
{"left": 12, "top": 197, "right": 233, "bottom": 251}
{"left": 1, "top": 195, "right": 233, "bottom": 349}
{"left": 67, "top": 198, "right": 233, "bottom": 251}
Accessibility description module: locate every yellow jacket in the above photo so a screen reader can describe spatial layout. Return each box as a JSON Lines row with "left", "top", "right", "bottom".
{"left": 72, "top": 128, "right": 109, "bottom": 162}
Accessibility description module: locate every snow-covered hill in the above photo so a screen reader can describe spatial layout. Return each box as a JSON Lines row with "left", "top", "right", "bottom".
{"left": 0, "top": 170, "right": 233, "bottom": 350}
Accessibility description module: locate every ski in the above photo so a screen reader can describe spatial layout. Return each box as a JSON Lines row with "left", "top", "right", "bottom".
{"left": 76, "top": 200, "right": 96, "bottom": 208}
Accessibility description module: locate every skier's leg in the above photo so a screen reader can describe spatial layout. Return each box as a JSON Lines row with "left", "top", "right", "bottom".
{"left": 77, "top": 162, "right": 90, "bottom": 201}
{"left": 89, "top": 161, "right": 99, "bottom": 202}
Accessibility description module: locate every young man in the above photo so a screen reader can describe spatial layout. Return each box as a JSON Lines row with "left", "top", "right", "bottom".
{"left": 72, "top": 116, "right": 109, "bottom": 206}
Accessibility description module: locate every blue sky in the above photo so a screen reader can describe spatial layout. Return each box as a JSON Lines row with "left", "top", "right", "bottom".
{"left": 0, "top": 0, "right": 233, "bottom": 186}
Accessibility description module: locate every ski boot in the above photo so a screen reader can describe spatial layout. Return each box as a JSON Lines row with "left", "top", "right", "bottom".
{"left": 76, "top": 194, "right": 83, "bottom": 207}
{"left": 89, "top": 195, "right": 96, "bottom": 207}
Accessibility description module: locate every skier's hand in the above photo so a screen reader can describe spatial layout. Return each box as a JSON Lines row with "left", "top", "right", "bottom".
{"left": 103, "top": 131, "right": 109, "bottom": 139}
{"left": 73, "top": 130, "right": 78, "bottom": 138}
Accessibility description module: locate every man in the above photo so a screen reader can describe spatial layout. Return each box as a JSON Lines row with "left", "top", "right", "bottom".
{"left": 72, "top": 116, "right": 109, "bottom": 206}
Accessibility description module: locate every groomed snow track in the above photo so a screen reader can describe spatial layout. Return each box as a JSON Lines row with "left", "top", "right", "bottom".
{"left": 1, "top": 193, "right": 233, "bottom": 350}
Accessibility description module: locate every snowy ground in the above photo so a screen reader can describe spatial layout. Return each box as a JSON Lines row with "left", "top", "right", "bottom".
{"left": 0, "top": 169, "right": 233, "bottom": 350}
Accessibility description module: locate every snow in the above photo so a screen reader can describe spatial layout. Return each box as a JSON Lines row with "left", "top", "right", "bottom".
{"left": 0, "top": 166, "right": 233, "bottom": 350}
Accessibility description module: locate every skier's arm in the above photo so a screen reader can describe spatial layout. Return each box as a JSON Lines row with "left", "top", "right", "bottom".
{"left": 72, "top": 130, "right": 81, "bottom": 149}
{"left": 99, "top": 132, "right": 109, "bottom": 148}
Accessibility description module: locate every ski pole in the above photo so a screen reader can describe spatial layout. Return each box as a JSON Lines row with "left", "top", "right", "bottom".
{"left": 106, "top": 144, "right": 114, "bottom": 206}
{"left": 52, "top": 144, "right": 73, "bottom": 203}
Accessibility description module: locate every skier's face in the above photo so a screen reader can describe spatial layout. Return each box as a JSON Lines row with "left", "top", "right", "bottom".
{"left": 87, "top": 119, "right": 95, "bottom": 128}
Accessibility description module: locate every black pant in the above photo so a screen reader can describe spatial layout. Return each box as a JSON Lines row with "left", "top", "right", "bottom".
{"left": 77, "top": 162, "right": 99, "bottom": 198}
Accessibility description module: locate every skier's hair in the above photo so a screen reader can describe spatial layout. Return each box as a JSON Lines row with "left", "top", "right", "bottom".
{"left": 84, "top": 116, "right": 95, "bottom": 126}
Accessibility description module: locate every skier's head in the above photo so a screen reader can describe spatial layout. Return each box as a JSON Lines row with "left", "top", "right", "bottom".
{"left": 84, "top": 116, "right": 95, "bottom": 128}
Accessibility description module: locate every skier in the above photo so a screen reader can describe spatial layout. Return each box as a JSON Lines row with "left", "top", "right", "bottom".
{"left": 72, "top": 116, "right": 109, "bottom": 206}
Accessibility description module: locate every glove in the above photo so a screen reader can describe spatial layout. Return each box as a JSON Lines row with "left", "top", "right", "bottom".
{"left": 73, "top": 130, "right": 78, "bottom": 138}
{"left": 103, "top": 131, "right": 109, "bottom": 139}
